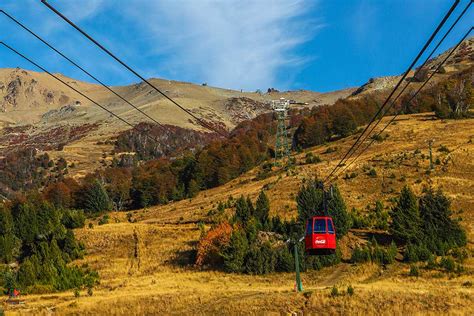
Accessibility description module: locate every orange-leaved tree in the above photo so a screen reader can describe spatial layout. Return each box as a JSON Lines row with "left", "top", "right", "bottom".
{"left": 195, "top": 222, "right": 233, "bottom": 267}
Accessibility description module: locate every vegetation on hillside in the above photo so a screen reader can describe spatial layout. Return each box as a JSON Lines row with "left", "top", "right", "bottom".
{"left": 0, "top": 196, "right": 98, "bottom": 294}
{"left": 195, "top": 185, "right": 348, "bottom": 275}
{"left": 351, "top": 185, "right": 467, "bottom": 271}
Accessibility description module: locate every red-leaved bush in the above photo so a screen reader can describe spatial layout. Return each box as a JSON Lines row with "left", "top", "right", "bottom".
{"left": 195, "top": 222, "right": 233, "bottom": 267}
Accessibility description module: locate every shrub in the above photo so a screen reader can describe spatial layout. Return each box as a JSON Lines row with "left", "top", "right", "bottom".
{"left": 98, "top": 214, "right": 109, "bottom": 226}
{"left": 352, "top": 241, "right": 397, "bottom": 265}
{"left": 330, "top": 286, "right": 339, "bottom": 297}
{"left": 62, "top": 210, "right": 86, "bottom": 229}
{"left": 305, "top": 152, "right": 322, "bottom": 164}
{"left": 371, "top": 134, "right": 384, "bottom": 142}
{"left": 409, "top": 265, "right": 419, "bottom": 277}
{"left": 437, "top": 145, "right": 450, "bottom": 153}
{"left": 451, "top": 248, "right": 468, "bottom": 263}
{"left": 343, "top": 172, "right": 358, "bottom": 180}
{"left": 350, "top": 208, "right": 370, "bottom": 229}
{"left": 368, "top": 168, "right": 377, "bottom": 177}
{"left": 324, "top": 147, "right": 337, "bottom": 154}
{"left": 440, "top": 257, "right": 455, "bottom": 272}
{"left": 347, "top": 285, "right": 354, "bottom": 296}
{"left": 425, "top": 255, "right": 437, "bottom": 270}
{"left": 351, "top": 246, "right": 371, "bottom": 263}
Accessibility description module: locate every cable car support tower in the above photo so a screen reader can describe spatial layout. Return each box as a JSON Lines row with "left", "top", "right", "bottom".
{"left": 272, "top": 98, "right": 291, "bottom": 165}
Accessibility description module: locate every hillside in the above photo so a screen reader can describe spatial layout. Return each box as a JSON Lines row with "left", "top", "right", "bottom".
{"left": 5, "top": 113, "right": 474, "bottom": 315}
{"left": 0, "top": 67, "right": 354, "bottom": 177}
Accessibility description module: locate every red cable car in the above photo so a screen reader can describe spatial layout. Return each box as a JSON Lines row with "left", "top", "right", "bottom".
{"left": 305, "top": 216, "right": 336, "bottom": 255}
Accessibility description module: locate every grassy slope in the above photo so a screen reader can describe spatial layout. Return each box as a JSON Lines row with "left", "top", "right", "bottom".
{"left": 5, "top": 113, "right": 474, "bottom": 315}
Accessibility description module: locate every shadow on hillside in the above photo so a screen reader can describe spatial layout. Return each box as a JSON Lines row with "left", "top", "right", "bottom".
{"left": 167, "top": 240, "right": 198, "bottom": 268}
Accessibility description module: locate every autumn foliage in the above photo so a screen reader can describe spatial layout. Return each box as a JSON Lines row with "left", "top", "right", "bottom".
{"left": 195, "top": 222, "right": 233, "bottom": 267}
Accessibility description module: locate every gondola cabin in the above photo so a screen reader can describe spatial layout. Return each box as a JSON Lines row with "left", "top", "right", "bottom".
{"left": 305, "top": 216, "right": 336, "bottom": 255}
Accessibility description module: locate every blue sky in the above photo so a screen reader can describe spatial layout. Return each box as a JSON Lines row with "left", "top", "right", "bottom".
{"left": 0, "top": 0, "right": 472, "bottom": 92}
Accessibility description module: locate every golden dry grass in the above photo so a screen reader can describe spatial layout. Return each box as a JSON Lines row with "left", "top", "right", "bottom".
{"left": 3, "top": 113, "right": 474, "bottom": 315}
{"left": 4, "top": 221, "right": 473, "bottom": 315}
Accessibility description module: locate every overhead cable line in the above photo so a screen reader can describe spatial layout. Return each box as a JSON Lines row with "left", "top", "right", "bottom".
{"left": 329, "top": 26, "right": 473, "bottom": 182}
{"left": 0, "top": 41, "right": 163, "bottom": 146}
{"left": 41, "top": 0, "right": 228, "bottom": 138}
{"left": 327, "top": 0, "right": 473, "bottom": 183}
{"left": 0, "top": 9, "right": 165, "bottom": 128}
{"left": 323, "top": 0, "right": 460, "bottom": 183}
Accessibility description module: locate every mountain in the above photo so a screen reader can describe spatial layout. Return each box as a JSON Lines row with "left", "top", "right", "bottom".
{"left": 0, "top": 37, "right": 471, "bottom": 181}
{"left": 0, "top": 67, "right": 355, "bottom": 176}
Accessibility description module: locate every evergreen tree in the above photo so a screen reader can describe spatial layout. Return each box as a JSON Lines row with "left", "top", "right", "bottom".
{"left": 296, "top": 180, "right": 323, "bottom": 225}
{"left": 419, "top": 188, "right": 466, "bottom": 251}
{"left": 82, "top": 180, "right": 112, "bottom": 214}
{"left": 12, "top": 202, "right": 39, "bottom": 256}
{"left": 246, "top": 197, "right": 255, "bottom": 218}
{"left": 18, "top": 258, "right": 36, "bottom": 287}
{"left": 389, "top": 186, "right": 422, "bottom": 244}
{"left": 327, "top": 185, "right": 351, "bottom": 237}
{"left": 221, "top": 230, "right": 248, "bottom": 273}
{"left": 296, "top": 181, "right": 350, "bottom": 238}
{"left": 0, "top": 207, "right": 18, "bottom": 263}
{"left": 254, "top": 191, "right": 270, "bottom": 225}
{"left": 275, "top": 247, "right": 293, "bottom": 272}
{"left": 244, "top": 246, "right": 264, "bottom": 274}
{"left": 234, "top": 196, "right": 251, "bottom": 224}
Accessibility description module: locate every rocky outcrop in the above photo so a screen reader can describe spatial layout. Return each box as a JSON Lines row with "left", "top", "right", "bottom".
{"left": 225, "top": 97, "right": 270, "bottom": 124}
{"left": 41, "top": 104, "right": 86, "bottom": 122}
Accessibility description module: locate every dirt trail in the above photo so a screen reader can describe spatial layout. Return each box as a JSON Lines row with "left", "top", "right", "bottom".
{"left": 317, "top": 264, "right": 349, "bottom": 287}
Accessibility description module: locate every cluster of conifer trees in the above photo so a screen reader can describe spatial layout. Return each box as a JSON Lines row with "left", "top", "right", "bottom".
{"left": 196, "top": 183, "right": 349, "bottom": 275}
{"left": 0, "top": 196, "right": 98, "bottom": 294}
{"left": 390, "top": 186, "right": 466, "bottom": 260}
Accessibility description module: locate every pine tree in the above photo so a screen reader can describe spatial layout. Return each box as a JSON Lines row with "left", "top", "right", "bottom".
{"left": 82, "top": 180, "right": 112, "bottom": 214}
{"left": 244, "top": 246, "right": 264, "bottom": 274}
{"left": 18, "top": 258, "right": 36, "bottom": 287}
{"left": 296, "top": 180, "right": 323, "bottom": 225}
{"left": 275, "top": 247, "right": 293, "bottom": 272}
{"left": 255, "top": 191, "right": 270, "bottom": 225}
{"left": 0, "top": 207, "right": 17, "bottom": 263}
{"left": 390, "top": 186, "right": 422, "bottom": 244}
{"left": 419, "top": 188, "right": 466, "bottom": 252}
{"left": 222, "top": 230, "right": 248, "bottom": 273}
{"left": 246, "top": 197, "right": 255, "bottom": 218}
{"left": 296, "top": 181, "right": 350, "bottom": 238}
{"left": 234, "top": 196, "right": 251, "bottom": 224}
{"left": 327, "top": 185, "right": 351, "bottom": 237}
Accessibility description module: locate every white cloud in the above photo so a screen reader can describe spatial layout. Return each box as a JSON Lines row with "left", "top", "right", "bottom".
{"left": 127, "top": 0, "right": 320, "bottom": 90}
{"left": 1, "top": 0, "right": 319, "bottom": 90}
